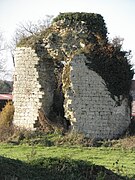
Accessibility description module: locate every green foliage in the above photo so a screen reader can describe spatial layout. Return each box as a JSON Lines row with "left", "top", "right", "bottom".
{"left": 7, "top": 130, "right": 100, "bottom": 147}
{"left": 0, "top": 155, "right": 128, "bottom": 180}
{"left": 19, "top": 131, "right": 55, "bottom": 146}
{"left": 53, "top": 12, "right": 107, "bottom": 40}
{"left": 17, "top": 12, "right": 108, "bottom": 48}
{"left": 16, "top": 12, "right": 133, "bottom": 110}
{"left": 0, "top": 142, "right": 135, "bottom": 179}
{"left": 17, "top": 13, "right": 133, "bottom": 103}
{"left": 84, "top": 42, "right": 134, "bottom": 102}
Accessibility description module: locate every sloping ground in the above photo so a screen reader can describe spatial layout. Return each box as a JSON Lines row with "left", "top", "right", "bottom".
{"left": 0, "top": 156, "right": 127, "bottom": 180}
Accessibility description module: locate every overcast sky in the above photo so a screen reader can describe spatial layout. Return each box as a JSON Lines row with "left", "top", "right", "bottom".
{"left": 0, "top": 0, "right": 135, "bottom": 72}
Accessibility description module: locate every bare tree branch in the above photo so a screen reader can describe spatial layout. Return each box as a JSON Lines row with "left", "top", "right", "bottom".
{"left": 0, "top": 31, "right": 9, "bottom": 80}
{"left": 9, "top": 15, "right": 54, "bottom": 68}
{"left": 14, "top": 15, "right": 54, "bottom": 43}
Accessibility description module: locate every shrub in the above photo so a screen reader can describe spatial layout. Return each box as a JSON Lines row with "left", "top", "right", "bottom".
{"left": 0, "top": 156, "right": 127, "bottom": 180}
{"left": 0, "top": 101, "right": 14, "bottom": 128}
{"left": 0, "top": 101, "right": 14, "bottom": 142}
{"left": 0, "top": 126, "right": 14, "bottom": 142}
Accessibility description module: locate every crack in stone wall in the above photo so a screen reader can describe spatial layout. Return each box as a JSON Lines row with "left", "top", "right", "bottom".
{"left": 13, "top": 13, "right": 131, "bottom": 139}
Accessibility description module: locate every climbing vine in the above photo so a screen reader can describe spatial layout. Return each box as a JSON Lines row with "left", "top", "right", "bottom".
{"left": 17, "top": 12, "right": 134, "bottom": 104}
{"left": 84, "top": 42, "right": 134, "bottom": 102}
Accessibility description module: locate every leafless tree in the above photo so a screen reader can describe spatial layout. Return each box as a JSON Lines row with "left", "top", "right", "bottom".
{"left": 111, "top": 36, "right": 124, "bottom": 49}
{"left": 0, "top": 31, "right": 13, "bottom": 81}
{"left": 9, "top": 15, "right": 54, "bottom": 67}
{"left": 0, "top": 31, "right": 7, "bottom": 79}
{"left": 111, "top": 36, "right": 133, "bottom": 61}
{"left": 13, "top": 15, "right": 53, "bottom": 45}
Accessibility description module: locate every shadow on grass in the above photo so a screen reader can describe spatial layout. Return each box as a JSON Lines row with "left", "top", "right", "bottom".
{"left": 0, "top": 156, "right": 129, "bottom": 180}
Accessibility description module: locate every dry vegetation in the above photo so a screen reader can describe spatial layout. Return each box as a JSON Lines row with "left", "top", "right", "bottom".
{"left": 0, "top": 101, "right": 14, "bottom": 142}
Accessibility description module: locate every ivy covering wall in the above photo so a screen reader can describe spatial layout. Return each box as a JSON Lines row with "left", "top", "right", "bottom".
{"left": 17, "top": 12, "right": 134, "bottom": 104}
{"left": 53, "top": 13, "right": 134, "bottom": 101}
{"left": 14, "top": 12, "right": 134, "bottom": 138}
{"left": 84, "top": 43, "right": 134, "bottom": 103}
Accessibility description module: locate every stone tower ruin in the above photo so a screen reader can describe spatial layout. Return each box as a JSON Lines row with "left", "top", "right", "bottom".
{"left": 13, "top": 13, "right": 133, "bottom": 139}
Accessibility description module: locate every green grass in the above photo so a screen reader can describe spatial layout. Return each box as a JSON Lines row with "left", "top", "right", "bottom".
{"left": 0, "top": 132, "right": 135, "bottom": 179}
{"left": 0, "top": 155, "right": 127, "bottom": 180}
{"left": 0, "top": 143, "right": 135, "bottom": 179}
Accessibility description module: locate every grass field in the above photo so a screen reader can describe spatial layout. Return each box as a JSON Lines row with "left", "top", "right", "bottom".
{"left": 0, "top": 140, "right": 135, "bottom": 179}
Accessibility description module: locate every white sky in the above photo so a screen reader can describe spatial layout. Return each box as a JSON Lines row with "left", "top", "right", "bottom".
{"left": 0, "top": 0, "right": 135, "bottom": 73}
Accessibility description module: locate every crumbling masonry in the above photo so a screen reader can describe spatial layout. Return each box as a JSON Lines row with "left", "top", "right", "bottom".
{"left": 13, "top": 13, "right": 131, "bottom": 139}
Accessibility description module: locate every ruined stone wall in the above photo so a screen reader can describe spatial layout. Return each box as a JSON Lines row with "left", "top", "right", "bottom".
{"left": 13, "top": 48, "right": 130, "bottom": 138}
{"left": 13, "top": 47, "right": 55, "bottom": 129}
{"left": 13, "top": 13, "right": 132, "bottom": 139}
{"left": 63, "top": 54, "right": 130, "bottom": 139}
